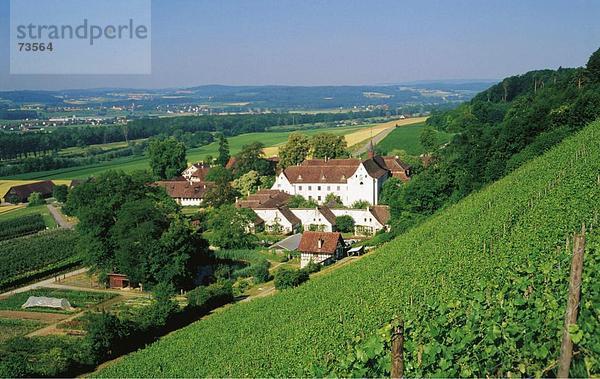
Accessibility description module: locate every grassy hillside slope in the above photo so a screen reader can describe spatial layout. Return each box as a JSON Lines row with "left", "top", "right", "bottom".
{"left": 97, "top": 121, "right": 600, "bottom": 377}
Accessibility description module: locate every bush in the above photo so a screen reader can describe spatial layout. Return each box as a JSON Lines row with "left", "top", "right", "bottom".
{"left": 303, "top": 260, "right": 322, "bottom": 274}
{"left": 351, "top": 200, "right": 370, "bottom": 209}
{"left": 53, "top": 185, "right": 69, "bottom": 203}
{"left": 85, "top": 312, "right": 132, "bottom": 363}
{"left": 27, "top": 192, "right": 45, "bottom": 206}
{"left": 335, "top": 215, "right": 355, "bottom": 233}
{"left": 187, "top": 281, "right": 234, "bottom": 312}
{"left": 250, "top": 259, "right": 271, "bottom": 284}
{"left": 141, "top": 283, "right": 179, "bottom": 329}
{"left": 274, "top": 268, "right": 309, "bottom": 290}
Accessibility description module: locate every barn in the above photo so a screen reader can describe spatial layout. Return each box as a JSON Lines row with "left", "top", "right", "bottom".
{"left": 3, "top": 180, "right": 55, "bottom": 203}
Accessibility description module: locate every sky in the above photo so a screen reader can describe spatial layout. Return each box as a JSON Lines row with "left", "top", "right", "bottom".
{"left": 1, "top": 0, "right": 599, "bottom": 90}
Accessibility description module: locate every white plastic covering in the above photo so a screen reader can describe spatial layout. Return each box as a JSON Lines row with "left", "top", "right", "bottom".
{"left": 21, "top": 296, "right": 72, "bottom": 309}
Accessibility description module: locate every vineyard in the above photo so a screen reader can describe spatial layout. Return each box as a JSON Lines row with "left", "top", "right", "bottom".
{"left": 0, "top": 229, "right": 81, "bottom": 291}
{"left": 96, "top": 121, "right": 600, "bottom": 377}
{"left": 0, "top": 214, "right": 46, "bottom": 241}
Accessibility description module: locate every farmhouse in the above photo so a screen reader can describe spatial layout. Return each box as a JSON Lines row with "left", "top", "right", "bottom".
{"left": 182, "top": 162, "right": 211, "bottom": 183}
{"left": 154, "top": 180, "right": 213, "bottom": 206}
{"left": 271, "top": 153, "right": 410, "bottom": 206}
{"left": 3, "top": 180, "right": 55, "bottom": 203}
{"left": 298, "top": 231, "right": 346, "bottom": 268}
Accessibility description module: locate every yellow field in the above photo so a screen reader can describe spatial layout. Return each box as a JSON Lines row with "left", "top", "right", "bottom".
{"left": 0, "top": 204, "right": 24, "bottom": 214}
{"left": 0, "top": 179, "right": 72, "bottom": 202}
{"left": 262, "top": 116, "right": 428, "bottom": 156}
{"left": 344, "top": 116, "right": 428, "bottom": 147}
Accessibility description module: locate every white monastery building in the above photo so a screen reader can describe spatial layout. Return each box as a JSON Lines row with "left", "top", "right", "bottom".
{"left": 272, "top": 154, "right": 410, "bottom": 206}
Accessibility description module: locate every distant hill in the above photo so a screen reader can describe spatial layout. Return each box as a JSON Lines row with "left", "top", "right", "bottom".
{"left": 0, "top": 82, "right": 494, "bottom": 110}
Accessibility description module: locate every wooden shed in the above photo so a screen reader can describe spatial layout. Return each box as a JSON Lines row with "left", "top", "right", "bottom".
{"left": 108, "top": 273, "right": 129, "bottom": 289}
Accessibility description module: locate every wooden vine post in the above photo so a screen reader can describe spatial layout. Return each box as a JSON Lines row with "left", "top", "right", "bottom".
{"left": 391, "top": 319, "right": 404, "bottom": 379}
{"left": 557, "top": 225, "right": 586, "bottom": 378}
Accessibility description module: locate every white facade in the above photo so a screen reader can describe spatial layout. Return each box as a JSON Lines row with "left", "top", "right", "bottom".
{"left": 181, "top": 165, "right": 200, "bottom": 180}
{"left": 272, "top": 162, "right": 388, "bottom": 206}
{"left": 300, "top": 252, "right": 335, "bottom": 268}
{"left": 291, "top": 208, "right": 335, "bottom": 232}
{"left": 176, "top": 197, "right": 203, "bottom": 207}
{"left": 253, "top": 208, "right": 297, "bottom": 234}
{"left": 330, "top": 208, "right": 386, "bottom": 236}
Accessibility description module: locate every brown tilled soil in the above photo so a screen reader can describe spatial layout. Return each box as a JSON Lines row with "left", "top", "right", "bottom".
{"left": 0, "top": 310, "right": 69, "bottom": 322}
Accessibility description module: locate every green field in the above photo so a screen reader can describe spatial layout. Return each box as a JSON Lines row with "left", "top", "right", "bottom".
{"left": 0, "top": 204, "right": 57, "bottom": 228}
{"left": 97, "top": 122, "right": 600, "bottom": 377}
{"left": 0, "top": 318, "right": 44, "bottom": 343}
{"left": 376, "top": 123, "right": 454, "bottom": 156}
{"left": 0, "top": 288, "right": 115, "bottom": 314}
{"left": 4, "top": 125, "right": 365, "bottom": 181}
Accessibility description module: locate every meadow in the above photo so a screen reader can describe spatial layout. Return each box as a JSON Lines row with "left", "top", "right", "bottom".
{"left": 97, "top": 121, "right": 600, "bottom": 377}
{"left": 2, "top": 123, "right": 370, "bottom": 181}
{"left": 1, "top": 118, "right": 427, "bottom": 182}
{"left": 375, "top": 122, "right": 454, "bottom": 155}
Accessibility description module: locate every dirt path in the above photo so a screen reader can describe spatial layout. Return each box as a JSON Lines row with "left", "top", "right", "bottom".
{"left": 47, "top": 204, "right": 74, "bottom": 229}
{"left": 0, "top": 310, "right": 69, "bottom": 322}
{"left": 0, "top": 268, "right": 89, "bottom": 299}
{"left": 354, "top": 125, "right": 397, "bottom": 155}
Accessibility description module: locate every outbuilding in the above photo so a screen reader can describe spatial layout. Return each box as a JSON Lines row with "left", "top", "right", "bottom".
{"left": 108, "top": 273, "right": 130, "bottom": 289}
{"left": 298, "top": 231, "right": 345, "bottom": 268}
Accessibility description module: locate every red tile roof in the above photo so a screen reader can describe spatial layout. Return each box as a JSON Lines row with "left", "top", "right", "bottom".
{"left": 154, "top": 181, "right": 213, "bottom": 199}
{"left": 190, "top": 166, "right": 211, "bottom": 180}
{"left": 225, "top": 157, "right": 237, "bottom": 169}
{"left": 237, "top": 189, "right": 292, "bottom": 209}
{"left": 369, "top": 205, "right": 391, "bottom": 225}
{"left": 283, "top": 165, "right": 357, "bottom": 184}
{"left": 277, "top": 206, "right": 301, "bottom": 226}
{"left": 281, "top": 156, "right": 410, "bottom": 184}
{"left": 318, "top": 206, "right": 337, "bottom": 225}
{"left": 298, "top": 231, "right": 344, "bottom": 255}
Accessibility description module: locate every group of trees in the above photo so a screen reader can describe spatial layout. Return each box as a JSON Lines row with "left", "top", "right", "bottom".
{"left": 65, "top": 170, "right": 209, "bottom": 290}
{"left": 382, "top": 47, "right": 600, "bottom": 234}
{"left": 278, "top": 132, "right": 349, "bottom": 168}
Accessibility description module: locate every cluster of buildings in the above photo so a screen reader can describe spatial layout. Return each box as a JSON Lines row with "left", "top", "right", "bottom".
{"left": 154, "top": 163, "right": 214, "bottom": 206}
{"left": 237, "top": 189, "right": 390, "bottom": 237}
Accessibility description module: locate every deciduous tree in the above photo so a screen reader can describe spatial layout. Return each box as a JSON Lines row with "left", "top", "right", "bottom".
{"left": 278, "top": 133, "right": 310, "bottom": 168}
{"left": 148, "top": 137, "right": 187, "bottom": 180}
{"left": 311, "top": 133, "right": 349, "bottom": 159}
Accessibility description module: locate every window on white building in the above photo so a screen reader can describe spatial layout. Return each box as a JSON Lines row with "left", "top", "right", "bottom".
{"left": 318, "top": 186, "right": 321, "bottom": 191}
{"left": 327, "top": 186, "right": 330, "bottom": 191}
{"left": 299, "top": 186, "right": 302, "bottom": 191}
{"left": 308, "top": 186, "right": 312, "bottom": 190}
{"left": 318, "top": 196, "right": 321, "bottom": 201}
{"left": 337, "top": 186, "right": 340, "bottom": 191}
